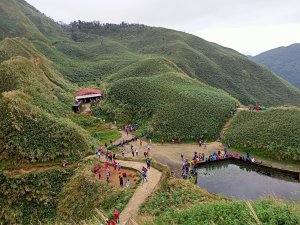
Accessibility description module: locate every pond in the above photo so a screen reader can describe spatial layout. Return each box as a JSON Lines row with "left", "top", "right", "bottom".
{"left": 196, "top": 160, "right": 300, "bottom": 200}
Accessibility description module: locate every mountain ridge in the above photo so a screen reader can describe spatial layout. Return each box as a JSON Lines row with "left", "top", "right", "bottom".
{"left": 253, "top": 43, "right": 300, "bottom": 88}
{"left": 1, "top": 0, "right": 300, "bottom": 106}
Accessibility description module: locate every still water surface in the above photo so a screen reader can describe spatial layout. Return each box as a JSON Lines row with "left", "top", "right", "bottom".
{"left": 196, "top": 161, "right": 300, "bottom": 200}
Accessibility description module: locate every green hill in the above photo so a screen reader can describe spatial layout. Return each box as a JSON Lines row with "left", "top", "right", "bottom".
{"left": 1, "top": 0, "right": 300, "bottom": 106}
{"left": 253, "top": 44, "right": 300, "bottom": 88}
{"left": 0, "top": 0, "right": 66, "bottom": 41}
{"left": 32, "top": 24, "right": 300, "bottom": 106}
{"left": 0, "top": 38, "right": 95, "bottom": 164}
{"left": 224, "top": 108, "right": 300, "bottom": 161}
{"left": 0, "top": 0, "right": 299, "bottom": 149}
{"left": 102, "top": 58, "right": 238, "bottom": 141}
{"left": 0, "top": 168, "right": 75, "bottom": 225}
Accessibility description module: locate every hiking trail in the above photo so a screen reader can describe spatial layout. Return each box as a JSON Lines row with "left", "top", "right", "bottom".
{"left": 118, "top": 160, "right": 161, "bottom": 224}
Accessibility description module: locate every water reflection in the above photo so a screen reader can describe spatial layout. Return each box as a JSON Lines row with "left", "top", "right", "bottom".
{"left": 197, "top": 161, "right": 300, "bottom": 200}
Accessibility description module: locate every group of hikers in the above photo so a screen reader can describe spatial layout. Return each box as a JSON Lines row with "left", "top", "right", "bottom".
{"left": 93, "top": 128, "right": 154, "bottom": 224}
{"left": 95, "top": 147, "right": 142, "bottom": 187}
{"left": 95, "top": 120, "right": 261, "bottom": 224}
{"left": 180, "top": 145, "right": 256, "bottom": 178}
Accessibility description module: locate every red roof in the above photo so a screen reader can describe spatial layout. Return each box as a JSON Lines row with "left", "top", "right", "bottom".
{"left": 76, "top": 88, "right": 102, "bottom": 97}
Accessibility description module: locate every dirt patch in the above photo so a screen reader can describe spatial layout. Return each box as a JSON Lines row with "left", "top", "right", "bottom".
{"left": 118, "top": 140, "right": 223, "bottom": 177}
{"left": 91, "top": 162, "right": 140, "bottom": 189}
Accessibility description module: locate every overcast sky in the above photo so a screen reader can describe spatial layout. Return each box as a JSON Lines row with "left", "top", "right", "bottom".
{"left": 26, "top": 0, "right": 300, "bottom": 55}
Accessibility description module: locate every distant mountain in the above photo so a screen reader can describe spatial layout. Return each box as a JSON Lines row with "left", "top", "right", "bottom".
{"left": 253, "top": 44, "right": 300, "bottom": 88}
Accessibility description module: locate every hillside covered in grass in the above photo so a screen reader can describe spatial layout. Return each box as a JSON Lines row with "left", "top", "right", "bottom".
{"left": 0, "top": 168, "right": 75, "bottom": 225}
{"left": 100, "top": 58, "right": 239, "bottom": 141}
{"left": 138, "top": 178, "right": 300, "bottom": 225}
{"left": 31, "top": 24, "right": 300, "bottom": 106}
{"left": 0, "top": 37, "right": 97, "bottom": 165}
{"left": 1, "top": 0, "right": 300, "bottom": 107}
{"left": 224, "top": 108, "right": 300, "bottom": 161}
{"left": 253, "top": 43, "right": 300, "bottom": 88}
{"left": 0, "top": 0, "right": 299, "bottom": 155}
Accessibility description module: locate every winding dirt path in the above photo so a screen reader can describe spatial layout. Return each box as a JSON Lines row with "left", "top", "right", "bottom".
{"left": 116, "top": 160, "right": 161, "bottom": 225}
{"left": 86, "top": 154, "right": 162, "bottom": 225}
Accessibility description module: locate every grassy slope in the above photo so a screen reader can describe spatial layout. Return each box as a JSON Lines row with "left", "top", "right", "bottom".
{"left": 0, "top": 38, "right": 97, "bottom": 164}
{"left": 30, "top": 25, "right": 300, "bottom": 106}
{"left": 0, "top": 0, "right": 67, "bottom": 41}
{"left": 70, "top": 114, "right": 121, "bottom": 145}
{"left": 56, "top": 158, "right": 136, "bottom": 223}
{"left": 253, "top": 44, "right": 300, "bottom": 88}
{"left": 3, "top": 0, "right": 296, "bottom": 107}
{"left": 225, "top": 108, "right": 300, "bottom": 161}
{"left": 138, "top": 179, "right": 300, "bottom": 225}
{"left": 0, "top": 93, "right": 94, "bottom": 163}
{"left": 106, "top": 58, "right": 238, "bottom": 140}
{"left": 2, "top": 0, "right": 299, "bottom": 142}
{"left": 150, "top": 199, "right": 300, "bottom": 225}
{"left": 0, "top": 168, "right": 75, "bottom": 225}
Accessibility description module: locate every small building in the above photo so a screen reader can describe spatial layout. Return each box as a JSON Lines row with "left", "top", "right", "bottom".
{"left": 75, "top": 88, "right": 102, "bottom": 102}
{"left": 72, "top": 88, "right": 102, "bottom": 113}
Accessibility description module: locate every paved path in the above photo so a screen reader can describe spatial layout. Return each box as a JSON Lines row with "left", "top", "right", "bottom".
{"left": 117, "top": 160, "right": 161, "bottom": 225}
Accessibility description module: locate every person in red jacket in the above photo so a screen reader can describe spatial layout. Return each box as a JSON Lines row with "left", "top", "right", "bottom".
{"left": 113, "top": 208, "right": 120, "bottom": 224}
{"left": 93, "top": 165, "right": 99, "bottom": 173}
{"left": 106, "top": 218, "right": 116, "bottom": 225}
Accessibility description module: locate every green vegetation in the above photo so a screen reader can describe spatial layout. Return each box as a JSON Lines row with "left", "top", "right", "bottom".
{"left": 225, "top": 108, "right": 300, "bottom": 161}
{"left": 140, "top": 179, "right": 221, "bottom": 216}
{"left": 254, "top": 43, "right": 300, "bottom": 88}
{"left": 0, "top": 94, "right": 94, "bottom": 164}
{"left": 2, "top": 0, "right": 300, "bottom": 143}
{"left": 56, "top": 159, "right": 136, "bottom": 223}
{"left": 0, "top": 168, "right": 75, "bottom": 225}
{"left": 70, "top": 114, "right": 121, "bottom": 144}
{"left": 0, "top": 0, "right": 67, "bottom": 41}
{"left": 0, "top": 1, "right": 300, "bottom": 225}
{"left": 143, "top": 199, "right": 300, "bottom": 225}
{"left": 0, "top": 38, "right": 97, "bottom": 165}
{"left": 0, "top": 38, "right": 75, "bottom": 117}
{"left": 3, "top": 0, "right": 300, "bottom": 106}
{"left": 106, "top": 65, "right": 238, "bottom": 141}
{"left": 139, "top": 178, "right": 300, "bottom": 225}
